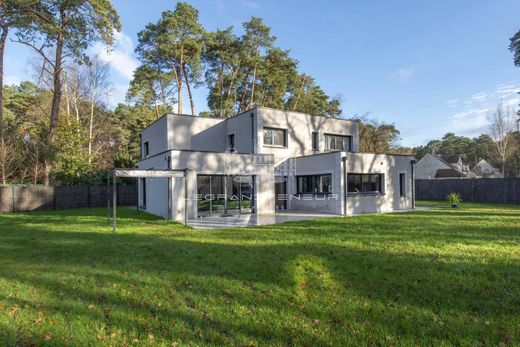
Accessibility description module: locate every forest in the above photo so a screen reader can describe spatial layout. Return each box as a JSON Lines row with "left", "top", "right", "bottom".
{"left": 1, "top": 1, "right": 519, "bottom": 186}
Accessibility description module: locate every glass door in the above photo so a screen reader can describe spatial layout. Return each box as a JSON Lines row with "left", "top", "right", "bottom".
{"left": 197, "top": 175, "right": 254, "bottom": 217}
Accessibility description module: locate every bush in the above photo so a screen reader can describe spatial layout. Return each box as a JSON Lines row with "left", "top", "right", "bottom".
{"left": 447, "top": 192, "right": 462, "bottom": 206}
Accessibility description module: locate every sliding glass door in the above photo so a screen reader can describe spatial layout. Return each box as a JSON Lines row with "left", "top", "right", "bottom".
{"left": 197, "top": 175, "right": 254, "bottom": 217}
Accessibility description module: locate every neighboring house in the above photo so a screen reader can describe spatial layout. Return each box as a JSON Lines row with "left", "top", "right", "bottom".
{"left": 471, "top": 159, "right": 503, "bottom": 178}
{"left": 137, "top": 107, "right": 415, "bottom": 222}
{"left": 416, "top": 153, "right": 503, "bottom": 179}
{"left": 415, "top": 153, "right": 467, "bottom": 179}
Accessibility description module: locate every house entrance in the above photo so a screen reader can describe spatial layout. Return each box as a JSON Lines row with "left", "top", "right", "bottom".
{"left": 197, "top": 175, "right": 255, "bottom": 217}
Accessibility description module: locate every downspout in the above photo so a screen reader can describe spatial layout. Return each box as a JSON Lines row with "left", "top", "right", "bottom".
{"left": 411, "top": 159, "right": 416, "bottom": 210}
{"left": 250, "top": 112, "right": 256, "bottom": 154}
{"left": 342, "top": 156, "right": 348, "bottom": 215}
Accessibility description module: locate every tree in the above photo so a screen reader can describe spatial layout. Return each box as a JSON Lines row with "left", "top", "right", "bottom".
{"left": 0, "top": 0, "right": 37, "bottom": 165}
{"left": 112, "top": 104, "right": 158, "bottom": 165}
{"left": 509, "top": 29, "right": 520, "bottom": 119}
{"left": 203, "top": 27, "right": 241, "bottom": 118}
{"left": 352, "top": 116, "right": 401, "bottom": 153}
{"left": 13, "top": 0, "right": 121, "bottom": 185}
{"left": 134, "top": 2, "right": 204, "bottom": 115}
{"left": 240, "top": 17, "right": 275, "bottom": 110}
{"left": 488, "top": 103, "right": 519, "bottom": 176}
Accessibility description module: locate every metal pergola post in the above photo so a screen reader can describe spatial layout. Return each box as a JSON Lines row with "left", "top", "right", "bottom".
{"left": 113, "top": 170, "right": 117, "bottom": 232}
{"left": 108, "top": 168, "right": 187, "bottom": 232}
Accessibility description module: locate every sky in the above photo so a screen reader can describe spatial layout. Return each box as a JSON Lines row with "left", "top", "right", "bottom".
{"left": 4, "top": 0, "right": 520, "bottom": 147}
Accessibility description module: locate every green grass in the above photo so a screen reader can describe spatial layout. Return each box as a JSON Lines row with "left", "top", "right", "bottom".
{"left": 0, "top": 202, "right": 519, "bottom": 346}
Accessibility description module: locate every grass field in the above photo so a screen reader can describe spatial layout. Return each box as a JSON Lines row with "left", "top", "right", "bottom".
{"left": 0, "top": 202, "right": 519, "bottom": 346}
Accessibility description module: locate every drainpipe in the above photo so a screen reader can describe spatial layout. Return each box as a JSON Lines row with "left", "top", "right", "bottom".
{"left": 184, "top": 168, "right": 189, "bottom": 226}
{"left": 342, "top": 156, "right": 348, "bottom": 215}
{"left": 250, "top": 112, "right": 256, "bottom": 154}
{"left": 411, "top": 159, "right": 416, "bottom": 210}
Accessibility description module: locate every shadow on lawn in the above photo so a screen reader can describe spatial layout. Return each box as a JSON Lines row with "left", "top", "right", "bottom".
{"left": 0, "top": 208, "right": 519, "bottom": 345}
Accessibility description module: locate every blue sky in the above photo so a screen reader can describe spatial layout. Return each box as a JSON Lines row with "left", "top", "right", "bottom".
{"left": 4, "top": 0, "right": 520, "bottom": 147}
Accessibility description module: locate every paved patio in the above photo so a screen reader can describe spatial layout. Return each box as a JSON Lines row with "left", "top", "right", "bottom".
{"left": 188, "top": 211, "right": 339, "bottom": 229}
{"left": 187, "top": 207, "right": 429, "bottom": 229}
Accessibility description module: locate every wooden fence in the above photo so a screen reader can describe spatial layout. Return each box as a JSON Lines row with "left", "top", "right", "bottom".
{"left": 415, "top": 178, "right": 520, "bottom": 204}
{"left": 0, "top": 185, "right": 137, "bottom": 213}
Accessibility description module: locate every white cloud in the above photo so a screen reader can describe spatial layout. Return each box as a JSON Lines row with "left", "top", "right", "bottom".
{"left": 91, "top": 30, "right": 138, "bottom": 81}
{"left": 393, "top": 67, "right": 414, "bottom": 82}
{"left": 470, "top": 91, "right": 488, "bottom": 103}
{"left": 504, "top": 97, "right": 520, "bottom": 108}
{"left": 495, "top": 83, "right": 520, "bottom": 98}
{"left": 446, "top": 99, "right": 459, "bottom": 107}
{"left": 107, "top": 83, "right": 129, "bottom": 107}
{"left": 448, "top": 108, "right": 490, "bottom": 135}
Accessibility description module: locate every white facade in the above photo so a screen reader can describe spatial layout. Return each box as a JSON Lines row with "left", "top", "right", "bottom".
{"left": 137, "top": 107, "right": 415, "bottom": 222}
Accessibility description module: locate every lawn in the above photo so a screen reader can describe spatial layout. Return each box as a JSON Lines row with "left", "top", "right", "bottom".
{"left": 0, "top": 202, "right": 519, "bottom": 346}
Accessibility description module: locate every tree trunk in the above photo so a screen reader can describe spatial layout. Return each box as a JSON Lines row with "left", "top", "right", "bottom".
{"left": 0, "top": 24, "right": 8, "bottom": 149}
{"left": 183, "top": 65, "right": 195, "bottom": 116}
{"left": 238, "top": 69, "right": 251, "bottom": 113}
{"left": 44, "top": 20, "right": 65, "bottom": 186}
{"left": 154, "top": 99, "right": 160, "bottom": 119}
{"left": 292, "top": 75, "right": 307, "bottom": 111}
{"left": 177, "top": 50, "right": 184, "bottom": 114}
{"left": 224, "top": 66, "right": 239, "bottom": 118}
{"left": 248, "top": 62, "right": 258, "bottom": 110}
{"left": 88, "top": 88, "right": 96, "bottom": 163}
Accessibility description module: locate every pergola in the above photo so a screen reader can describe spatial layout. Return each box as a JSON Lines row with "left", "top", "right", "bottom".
{"left": 107, "top": 168, "right": 187, "bottom": 232}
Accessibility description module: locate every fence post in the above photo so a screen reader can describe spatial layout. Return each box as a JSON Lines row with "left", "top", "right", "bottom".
{"left": 11, "top": 186, "right": 15, "bottom": 213}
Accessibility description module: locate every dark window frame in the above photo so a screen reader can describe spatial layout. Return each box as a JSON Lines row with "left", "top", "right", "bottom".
{"left": 263, "top": 127, "right": 287, "bottom": 148}
{"left": 312, "top": 132, "right": 319, "bottom": 151}
{"left": 141, "top": 178, "right": 147, "bottom": 208}
{"left": 296, "top": 174, "right": 332, "bottom": 195}
{"left": 228, "top": 133, "right": 235, "bottom": 150}
{"left": 143, "top": 141, "right": 149, "bottom": 159}
{"left": 324, "top": 133, "right": 352, "bottom": 152}
{"left": 347, "top": 173, "right": 384, "bottom": 194}
{"left": 399, "top": 173, "right": 406, "bottom": 196}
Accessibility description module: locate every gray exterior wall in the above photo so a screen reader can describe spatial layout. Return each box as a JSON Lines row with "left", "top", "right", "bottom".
{"left": 415, "top": 153, "right": 451, "bottom": 179}
{"left": 285, "top": 151, "right": 413, "bottom": 215}
{"left": 137, "top": 153, "right": 172, "bottom": 220}
{"left": 256, "top": 107, "right": 360, "bottom": 164}
{"left": 140, "top": 114, "right": 224, "bottom": 158}
{"left": 138, "top": 149, "right": 275, "bottom": 222}
{"left": 289, "top": 151, "right": 343, "bottom": 214}
{"left": 344, "top": 152, "right": 414, "bottom": 214}
{"left": 140, "top": 115, "right": 171, "bottom": 160}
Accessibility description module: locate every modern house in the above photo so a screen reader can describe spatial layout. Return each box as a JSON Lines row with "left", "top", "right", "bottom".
{"left": 137, "top": 107, "right": 415, "bottom": 222}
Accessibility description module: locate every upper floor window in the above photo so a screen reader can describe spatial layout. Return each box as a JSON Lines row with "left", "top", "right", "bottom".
{"left": 347, "top": 174, "right": 383, "bottom": 194}
{"left": 325, "top": 134, "right": 351, "bottom": 151}
{"left": 143, "top": 141, "right": 149, "bottom": 159}
{"left": 228, "top": 134, "right": 235, "bottom": 150}
{"left": 312, "top": 132, "right": 319, "bottom": 151}
{"left": 264, "top": 127, "right": 287, "bottom": 147}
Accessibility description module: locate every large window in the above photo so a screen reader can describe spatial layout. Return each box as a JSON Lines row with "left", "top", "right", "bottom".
{"left": 347, "top": 174, "right": 383, "bottom": 194}
{"left": 324, "top": 134, "right": 351, "bottom": 151}
{"left": 297, "top": 174, "right": 332, "bottom": 194}
{"left": 197, "top": 175, "right": 254, "bottom": 216}
{"left": 264, "top": 127, "right": 287, "bottom": 147}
